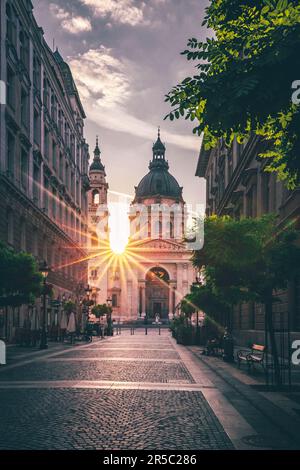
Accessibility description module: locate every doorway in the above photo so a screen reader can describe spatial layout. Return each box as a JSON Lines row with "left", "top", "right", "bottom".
{"left": 145, "top": 267, "right": 169, "bottom": 320}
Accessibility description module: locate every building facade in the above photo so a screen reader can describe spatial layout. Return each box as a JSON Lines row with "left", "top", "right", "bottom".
{"left": 196, "top": 134, "right": 300, "bottom": 345}
{"left": 0, "top": 0, "right": 90, "bottom": 340}
{"left": 88, "top": 131, "right": 195, "bottom": 322}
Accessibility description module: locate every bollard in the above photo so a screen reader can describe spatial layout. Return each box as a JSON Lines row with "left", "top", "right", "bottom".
{"left": 158, "top": 326, "right": 161, "bottom": 336}
{"left": 145, "top": 327, "right": 148, "bottom": 335}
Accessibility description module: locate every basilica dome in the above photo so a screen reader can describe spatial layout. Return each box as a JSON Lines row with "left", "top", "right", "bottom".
{"left": 134, "top": 130, "right": 183, "bottom": 202}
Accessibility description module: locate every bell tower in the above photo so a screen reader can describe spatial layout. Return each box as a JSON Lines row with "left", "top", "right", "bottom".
{"left": 88, "top": 137, "right": 109, "bottom": 248}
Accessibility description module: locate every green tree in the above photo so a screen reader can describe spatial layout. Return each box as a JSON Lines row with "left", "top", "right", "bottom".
{"left": 63, "top": 301, "right": 76, "bottom": 314}
{"left": 180, "top": 295, "right": 196, "bottom": 318}
{"left": 91, "top": 304, "right": 111, "bottom": 318}
{"left": 192, "top": 215, "right": 300, "bottom": 386}
{"left": 0, "top": 242, "right": 42, "bottom": 307}
{"left": 165, "top": 0, "right": 300, "bottom": 188}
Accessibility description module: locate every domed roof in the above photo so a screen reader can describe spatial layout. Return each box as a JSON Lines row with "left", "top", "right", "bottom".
{"left": 135, "top": 168, "right": 183, "bottom": 200}
{"left": 134, "top": 129, "right": 183, "bottom": 201}
{"left": 90, "top": 159, "right": 104, "bottom": 172}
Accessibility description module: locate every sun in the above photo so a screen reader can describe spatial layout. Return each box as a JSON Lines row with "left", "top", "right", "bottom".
{"left": 110, "top": 241, "right": 127, "bottom": 255}
{"left": 108, "top": 201, "right": 130, "bottom": 255}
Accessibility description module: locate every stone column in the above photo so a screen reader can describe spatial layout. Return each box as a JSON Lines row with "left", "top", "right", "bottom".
{"left": 168, "top": 282, "right": 176, "bottom": 319}
{"left": 138, "top": 281, "right": 146, "bottom": 318}
{"left": 142, "top": 285, "right": 146, "bottom": 318}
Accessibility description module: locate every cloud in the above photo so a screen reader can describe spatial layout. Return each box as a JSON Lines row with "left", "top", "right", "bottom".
{"left": 80, "top": 0, "right": 147, "bottom": 26}
{"left": 68, "top": 47, "right": 131, "bottom": 107}
{"left": 50, "top": 3, "right": 92, "bottom": 34}
{"left": 68, "top": 46, "right": 199, "bottom": 152}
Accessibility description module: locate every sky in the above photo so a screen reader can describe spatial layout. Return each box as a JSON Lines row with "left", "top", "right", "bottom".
{"left": 32, "top": 0, "right": 208, "bottom": 208}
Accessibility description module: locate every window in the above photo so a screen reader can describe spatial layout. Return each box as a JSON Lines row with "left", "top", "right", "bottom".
{"left": 43, "top": 177, "right": 49, "bottom": 214}
{"left": 52, "top": 141, "right": 57, "bottom": 170}
{"left": 65, "top": 163, "right": 69, "bottom": 189}
{"left": 170, "top": 221, "right": 174, "bottom": 239}
{"left": 58, "top": 110, "right": 63, "bottom": 135}
{"left": 71, "top": 212, "right": 75, "bottom": 233}
{"left": 90, "top": 269, "right": 98, "bottom": 279}
{"left": 44, "top": 127, "right": 49, "bottom": 159}
{"left": 76, "top": 179, "right": 80, "bottom": 204}
{"left": 112, "top": 294, "right": 118, "bottom": 308}
{"left": 52, "top": 189, "right": 57, "bottom": 220}
{"left": 43, "top": 78, "right": 49, "bottom": 109}
{"left": 34, "top": 110, "right": 41, "bottom": 145}
{"left": 70, "top": 134, "right": 75, "bottom": 159}
{"left": 6, "top": 66, "right": 15, "bottom": 109}
{"left": 154, "top": 220, "right": 162, "bottom": 239}
{"left": 71, "top": 171, "right": 75, "bottom": 196}
{"left": 33, "top": 53, "right": 41, "bottom": 93}
{"left": 33, "top": 164, "right": 40, "bottom": 203}
{"left": 21, "top": 149, "right": 28, "bottom": 192}
{"left": 21, "top": 88, "right": 29, "bottom": 128}
{"left": 93, "top": 190, "right": 100, "bottom": 205}
{"left": 59, "top": 153, "right": 63, "bottom": 180}
{"left": 20, "top": 30, "right": 30, "bottom": 71}
{"left": 6, "top": 3, "right": 17, "bottom": 47}
{"left": 6, "top": 131, "right": 15, "bottom": 177}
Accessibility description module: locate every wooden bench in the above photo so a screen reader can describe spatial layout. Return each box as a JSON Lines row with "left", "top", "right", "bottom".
{"left": 237, "top": 344, "right": 266, "bottom": 371}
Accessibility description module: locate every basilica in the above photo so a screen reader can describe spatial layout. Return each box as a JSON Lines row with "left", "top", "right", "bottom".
{"left": 87, "top": 131, "right": 195, "bottom": 323}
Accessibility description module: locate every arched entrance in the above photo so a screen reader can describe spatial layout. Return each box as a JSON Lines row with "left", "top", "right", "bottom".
{"left": 145, "top": 267, "right": 169, "bottom": 321}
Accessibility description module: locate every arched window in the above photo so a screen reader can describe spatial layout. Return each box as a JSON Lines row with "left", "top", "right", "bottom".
{"left": 170, "top": 221, "right": 174, "bottom": 239}
{"left": 93, "top": 190, "right": 100, "bottom": 205}
{"left": 154, "top": 220, "right": 162, "bottom": 239}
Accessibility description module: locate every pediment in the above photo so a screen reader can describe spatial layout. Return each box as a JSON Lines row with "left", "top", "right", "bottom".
{"left": 129, "top": 238, "right": 187, "bottom": 252}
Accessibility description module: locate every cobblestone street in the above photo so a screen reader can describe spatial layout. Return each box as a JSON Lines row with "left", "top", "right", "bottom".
{"left": 0, "top": 330, "right": 300, "bottom": 450}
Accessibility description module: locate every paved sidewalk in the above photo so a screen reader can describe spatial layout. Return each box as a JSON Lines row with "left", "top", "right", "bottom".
{"left": 189, "top": 346, "right": 300, "bottom": 449}
{"left": 0, "top": 331, "right": 299, "bottom": 450}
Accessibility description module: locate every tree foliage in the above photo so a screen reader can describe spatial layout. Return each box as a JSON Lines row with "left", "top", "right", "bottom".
{"left": 91, "top": 304, "right": 112, "bottom": 318}
{"left": 192, "top": 214, "right": 300, "bottom": 303}
{"left": 63, "top": 301, "right": 76, "bottom": 314}
{"left": 0, "top": 242, "right": 42, "bottom": 307}
{"left": 165, "top": 0, "right": 300, "bottom": 188}
{"left": 180, "top": 295, "right": 196, "bottom": 317}
{"left": 190, "top": 214, "right": 300, "bottom": 385}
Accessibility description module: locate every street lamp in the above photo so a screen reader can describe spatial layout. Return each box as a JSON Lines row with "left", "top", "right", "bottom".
{"left": 106, "top": 297, "right": 113, "bottom": 336}
{"left": 39, "top": 260, "right": 51, "bottom": 350}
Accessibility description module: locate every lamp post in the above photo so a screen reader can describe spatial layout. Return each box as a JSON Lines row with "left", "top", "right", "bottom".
{"left": 39, "top": 261, "right": 51, "bottom": 350}
{"left": 106, "top": 297, "right": 113, "bottom": 336}
{"left": 85, "top": 285, "right": 93, "bottom": 323}
{"left": 193, "top": 271, "right": 202, "bottom": 345}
